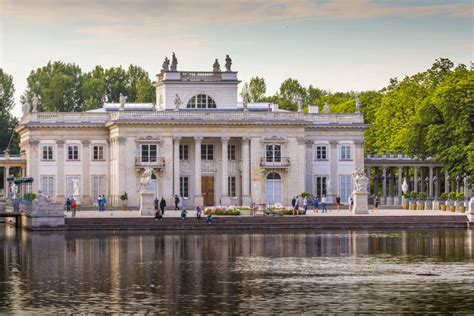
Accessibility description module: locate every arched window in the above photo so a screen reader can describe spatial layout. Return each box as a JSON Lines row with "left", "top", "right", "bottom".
{"left": 187, "top": 94, "right": 217, "bottom": 109}
{"left": 266, "top": 172, "right": 281, "bottom": 180}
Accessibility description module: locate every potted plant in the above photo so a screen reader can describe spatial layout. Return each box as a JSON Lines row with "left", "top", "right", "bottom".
{"left": 402, "top": 192, "right": 409, "bottom": 209}
{"left": 456, "top": 192, "right": 465, "bottom": 213}
{"left": 439, "top": 192, "right": 449, "bottom": 211}
{"left": 120, "top": 192, "right": 128, "bottom": 210}
{"left": 409, "top": 191, "right": 418, "bottom": 210}
{"left": 417, "top": 192, "right": 426, "bottom": 210}
{"left": 448, "top": 192, "right": 456, "bottom": 212}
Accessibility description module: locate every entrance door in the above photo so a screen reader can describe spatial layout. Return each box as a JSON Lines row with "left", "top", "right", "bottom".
{"left": 202, "top": 176, "right": 215, "bottom": 206}
{"left": 265, "top": 172, "right": 282, "bottom": 204}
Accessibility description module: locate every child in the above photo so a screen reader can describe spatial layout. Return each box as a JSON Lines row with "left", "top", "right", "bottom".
{"left": 155, "top": 209, "right": 163, "bottom": 221}
{"left": 336, "top": 195, "right": 341, "bottom": 212}
{"left": 313, "top": 196, "right": 319, "bottom": 213}
{"left": 196, "top": 206, "right": 202, "bottom": 220}
{"left": 180, "top": 209, "right": 188, "bottom": 219}
{"left": 206, "top": 214, "right": 213, "bottom": 224}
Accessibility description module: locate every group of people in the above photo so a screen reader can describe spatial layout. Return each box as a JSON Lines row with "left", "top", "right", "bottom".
{"left": 97, "top": 195, "right": 107, "bottom": 211}
{"left": 65, "top": 197, "right": 78, "bottom": 217}
{"left": 292, "top": 195, "right": 331, "bottom": 214}
{"left": 152, "top": 196, "right": 214, "bottom": 223}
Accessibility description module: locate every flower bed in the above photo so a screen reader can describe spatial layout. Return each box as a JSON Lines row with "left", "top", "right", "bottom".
{"left": 204, "top": 206, "right": 241, "bottom": 216}
{"left": 268, "top": 206, "right": 305, "bottom": 215}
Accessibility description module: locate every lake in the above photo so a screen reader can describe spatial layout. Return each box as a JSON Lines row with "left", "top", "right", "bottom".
{"left": 0, "top": 225, "right": 473, "bottom": 313}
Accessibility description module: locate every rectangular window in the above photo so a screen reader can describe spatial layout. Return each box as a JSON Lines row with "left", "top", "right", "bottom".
{"left": 228, "top": 144, "right": 236, "bottom": 161}
{"left": 41, "top": 176, "right": 54, "bottom": 197}
{"left": 42, "top": 145, "right": 54, "bottom": 161}
{"left": 66, "top": 175, "right": 80, "bottom": 198}
{"left": 316, "top": 145, "right": 327, "bottom": 160}
{"left": 180, "top": 176, "right": 189, "bottom": 198}
{"left": 93, "top": 145, "right": 104, "bottom": 160}
{"left": 179, "top": 144, "right": 189, "bottom": 160}
{"left": 314, "top": 176, "right": 327, "bottom": 198}
{"left": 340, "top": 175, "right": 352, "bottom": 202}
{"left": 228, "top": 176, "right": 236, "bottom": 197}
{"left": 265, "top": 144, "right": 281, "bottom": 162}
{"left": 201, "top": 144, "right": 214, "bottom": 160}
{"left": 340, "top": 145, "right": 352, "bottom": 160}
{"left": 141, "top": 144, "right": 157, "bottom": 162}
{"left": 67, "top": 145, "right": 79, "bottom": 160}
{"left": 92, "top": 175, "right": 106, "bottom": 202}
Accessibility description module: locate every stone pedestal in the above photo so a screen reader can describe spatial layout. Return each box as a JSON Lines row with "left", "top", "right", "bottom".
{"left": 22, "top": 202, "right": 65, "bottom": 230}
{"left": 466, "top": 198, "right": 474, "bottom": 214}
{"left": 432, "top": 200, "right": 440, "bottom": 211}
{"left": 139, "top": 191, "right": 155, "bottom": 216}
{"left": 353, "top": 191, "right": 369, "bottom": 214}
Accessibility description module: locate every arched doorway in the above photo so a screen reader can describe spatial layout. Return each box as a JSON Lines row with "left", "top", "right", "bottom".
{"left": 265, "top": 172, "right": 282, "bottom": 204}
{"left": 150, "top": 173, "right": 157, "bottom": 198}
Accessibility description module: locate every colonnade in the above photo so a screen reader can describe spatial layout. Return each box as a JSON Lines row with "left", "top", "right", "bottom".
{"left": 0, "top": 153, "right": 27, "bottom": 199}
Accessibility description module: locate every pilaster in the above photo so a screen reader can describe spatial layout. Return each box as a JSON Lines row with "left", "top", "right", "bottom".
{"left": 194, "top": 137, "right": 203, "bottom": 206}
{"left": 221, "top": 137, "right": 230, "bottom": 206}
{"left": 81, "top": 140, "right": 91, "bottom": 205}
{"left": 241, "top": 137, "right": 251, "bottom": 206}
{"left": 56, "top": 140, "right": 65, "bottom": 200}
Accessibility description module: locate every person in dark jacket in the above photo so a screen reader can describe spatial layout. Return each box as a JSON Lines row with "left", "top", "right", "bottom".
{"left": 291, "top": 196, "right": 296, "bottom": 208}
{"left": 154, "top": 197, "right": 159, "bottom": 212}
{"left": 174, "top": 195, "right": 180, "bottom": 210}
{"left": 160, "top": 197, "right": 166, "bottom": 215}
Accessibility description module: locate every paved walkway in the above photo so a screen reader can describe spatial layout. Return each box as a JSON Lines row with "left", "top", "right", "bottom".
{"left": 65, "top": 208, "right": 468, "bottom": 218}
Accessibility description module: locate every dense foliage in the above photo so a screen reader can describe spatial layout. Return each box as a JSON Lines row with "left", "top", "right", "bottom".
{"left": 0, "top": 68, "right": 19, "bottom": 154}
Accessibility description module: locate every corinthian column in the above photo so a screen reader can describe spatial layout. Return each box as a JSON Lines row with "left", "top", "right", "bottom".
{"left": 221, "top": 137, "right": 230, "bottom": 205}
{"left": 56, "top": 140, "right": 65, "bottom": 200}
{"left": 173, "top": 137, "right": 181, "bottom": 197}
{"left": 82, "top": 140, "right": 91, "bottom": 205}
{"left": 241, "top": 137, "right": 251, "bottom": 206}
{"left": 194, "top": 137, "right": 203, "bottom": 207}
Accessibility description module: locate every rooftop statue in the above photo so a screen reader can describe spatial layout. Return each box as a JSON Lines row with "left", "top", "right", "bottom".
{"left": 171, "top": 52, "right": 178, "bottom": 71}
{"left": 174, "top": 94, "right": 182, "bottom": 111}
{"left": 32, "top": 95, "right": 39, "bottom": 113}
{"left": 355, "top": 95, "right": 361, "bottom": 113}
{"left": 213, "top": 59, "right": 221, "bottom": 73}
{"left": 296, "top": 95, "right": 303, "bottom": 113}
{"left": 225, "top": 55, "right": 232, "bottom": 72}
{"left": 352, "top": 168, "right": 369, "bottom": 193}
{"left": 119, "top": 93, "right": 128, "bottom": 111}
{"left": 323, "top": 102, "right": 330, "bottom": 113}
{"left": 162, "top": 57, "right": 170, "bottom": 71}
{"left": 21, "top": 100, "right": 31, "bottom": 116}
{"left": 242, "top": 93, "right": 249, "bottom": 112}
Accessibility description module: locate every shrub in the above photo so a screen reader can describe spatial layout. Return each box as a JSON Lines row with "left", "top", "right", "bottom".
{"left": 456, "top": 192, "right": 465, "bottom": 201}
{"left": 402, "top": 192, "right": 410, "bottom": 198}
{"left": 204, "top": 206, "right": 241, "bottom": 216}
{"left": 418, "top": 192, "right": 427, "bottom": 199}
{"left": 120, "top": 193, "right": 128, "bottom": 201}
{"left": 23, "top": 192, "right": 37, "bottom": 201}
{"left": 440, "top": 192, "right": 449, "bottom": 200}
{"left": 409, "top": 191, "right": 418, "bottom": 199}
{"left": 280, "top": 209, "right": 305, "bottom": 215}
{"left": 300, "top": 192, "right": 310, "bottom": 198}
{"left": 448, "top": 192, "right": 457, "bottom": 200}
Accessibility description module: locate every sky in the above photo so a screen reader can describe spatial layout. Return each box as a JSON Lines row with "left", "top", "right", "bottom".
{"left": 1, "top": 0, "right": 473, "bottom": 117}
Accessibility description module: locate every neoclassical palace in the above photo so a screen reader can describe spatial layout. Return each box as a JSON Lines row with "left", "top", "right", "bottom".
{"left": 6, "top": 57, "right": 369, "bottom": 208}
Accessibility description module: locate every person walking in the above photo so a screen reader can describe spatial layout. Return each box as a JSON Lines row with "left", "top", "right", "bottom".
{"left": 160, "top": 197, "right": 166, "bottom": 215}
{"left": 303, "top": 196, "right": 308, "bottom": 214}
{"left": 196, "top": 206, "right": 202, "bottom": 219}
{"left": 293, "top": 195, "right": 300, "bottom": 215}
{"left": 335, "top": 195, "right": 341, "bottom": 212}
{"left": 374, "top": 196, "right": 379, "bottom": 213}
{"left": 313, "top": 196, "right": 319, "bottom": 213}
{"left": 174, "top": 194, "right": 180, "bottom": 210}
{"left": 97, "top": 195, "right": 102, "bottom": 211}
{"left": 321, "top": 194, "right": 327, "bottom": 213}
{"left": 347, "top": 194, "right": 352, "bottom": 212}
{"left": 71, "top": 198, "right": 77, "bottom": 218}
{"left": 154, "top": 197, "right": 159, "bottom": 213}
{"left": 66, "top": 197, "right": 71, "bottom": 212}
{"left": 291, "top": 196, "right": 296, "bottom": 209}
{"left": 102, "top": 195, "right": 107, "bottom": 211}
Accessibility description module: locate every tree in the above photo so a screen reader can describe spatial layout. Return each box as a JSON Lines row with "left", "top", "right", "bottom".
{"left": 82, "top": 66, "right": 106, "bottom": 110}
{"left": 0, "top": 69, "right": 19, "bottom": 154}
{"left": 24, "top": 61, "right": 83, "bottom": 112}
{"left": 246, "top": 76, "right": 266, "bottom": 102}
{"left": 104, "top": 66, "right": 128, "bottom": 103}
{"left": 277, "top": 78, "right": 306, "bottom": 111}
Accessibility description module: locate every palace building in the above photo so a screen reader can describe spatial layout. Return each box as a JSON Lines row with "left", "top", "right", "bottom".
{"left": 8, "top": 56, "right": 367, "bottom": 208}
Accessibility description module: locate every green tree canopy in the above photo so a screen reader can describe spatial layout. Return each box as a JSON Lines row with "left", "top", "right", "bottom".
{"left": 0, "top": 69, "right": 19, "bottom": 154}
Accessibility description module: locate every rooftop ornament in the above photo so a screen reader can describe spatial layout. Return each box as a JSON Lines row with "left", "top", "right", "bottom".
{"left": 119, "top": 93, "right": 128, "bottom": 111}
{"left": 171, "top": 52, "right": 178, "bottom": 71}
{"left": 162, "top": 56, "right": 170, "bottom": 72}
{"left": 174, "top": 94, "right": 182, "bottom": 112}
{"left": 242, "top": 93, "right": 249, "bottom": 112}
{"left": 225, "top": 55, "right": 232, "bottom": 72}
{"left": 32, "top": 95, "right": 39, "bottom": 113}
{"left": 355, "top": 95, "right": 361, "bottom": 113}
{"left": 323, "top": 102, "right": 330, "bottom": 113}
{"left": 296, "top": 95, "right": 303, "bottom": 113}
{"left": 213, "top": 59, "right": 221, "bottom": 73}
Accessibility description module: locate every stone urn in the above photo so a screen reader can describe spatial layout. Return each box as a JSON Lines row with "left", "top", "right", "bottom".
{"left": 409, "top": 199, "right": 417, "bottom": 210}
{"left": 417, "top": 200, "right": 425, "bottom": 210}
{"left": 448, "top": 200, "right": 456, "bottom": 212}
{"left": 401, "top": 196, "right": 409, "bottom": 210}
{"left": 455, "top": 201, "right": 465, "bottom": 213}
{"left": 432, "top": 199, "right": 439, "bottom": 211}
{"left": 424, "top": 200, "right": 432, "bottom": 210}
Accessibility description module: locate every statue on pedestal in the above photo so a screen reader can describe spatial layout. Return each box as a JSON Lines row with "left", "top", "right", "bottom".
{"left": 162, "top": 57, "right": 170, "bottom": 71}
{"left": 32, "top": 95, "right": 39, "bottom": 112}
{"left": 171, "top": 52, "right": 178, "bottom": 71}
{"left": 21, "top": 100, "right": 31, "bottom": 116}
{"left": 296, "top": 95, "right": 303, "bottom": 113}
{"left": 119, "top": 93, "right": 127, "bottom": 111}
{"left": 355, "top": 95, "right": 361, "bottom": 113}
{"left": 242, "top": 93, "right": 249, "bottom": 112}
{"left": 352, "top": 168, "right": 369, "bottom": 193}
{"left": 138, "top": 167, "right": 153, "bottom": 193}
{"left": 225, "top": 55, "right": 232, "bottom": 72}
{"left": 174, "top": 94, "right": 182, "bottom": 111}
{"left": 213, "top": 59, "right": 221, "bottom": 72}
{"left": 323, "top": 102, "right": 330, "bottom": 113}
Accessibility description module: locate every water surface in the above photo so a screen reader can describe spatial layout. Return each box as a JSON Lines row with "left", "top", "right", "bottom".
{"left": 1, "top": 226, "right": 473, "bottom": 313}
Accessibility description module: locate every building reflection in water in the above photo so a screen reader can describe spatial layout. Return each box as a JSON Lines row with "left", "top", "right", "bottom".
{"left": 0, "top": 226, "right": 473, "bottom": 313}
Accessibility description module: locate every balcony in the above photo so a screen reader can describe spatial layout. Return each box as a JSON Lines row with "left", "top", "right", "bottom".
{"left": 259, "top": 157, "right": 291, "bottom": 169}
{"left": 135, "top": 157, "right": 165, "bottom": 170}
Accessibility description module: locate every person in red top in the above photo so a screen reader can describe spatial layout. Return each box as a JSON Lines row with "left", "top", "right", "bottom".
{"left": 336, "top": 195, "right": 341, "bottom": 211}
{"left": 71, "top": 198, "right": 77, "bottom": 218}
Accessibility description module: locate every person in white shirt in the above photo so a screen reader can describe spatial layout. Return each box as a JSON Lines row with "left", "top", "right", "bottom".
{"left": 321, "top": 195, "right": 328, "bottom": 213}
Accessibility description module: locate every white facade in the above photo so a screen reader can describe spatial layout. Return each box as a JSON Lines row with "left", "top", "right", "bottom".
{"left": 16, "top": 62, "right": 366, "bottom": 208}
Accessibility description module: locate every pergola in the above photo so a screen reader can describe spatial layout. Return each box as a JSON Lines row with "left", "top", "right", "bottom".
{"left": 0, "top": 151, "right": 27, "bottom": 199}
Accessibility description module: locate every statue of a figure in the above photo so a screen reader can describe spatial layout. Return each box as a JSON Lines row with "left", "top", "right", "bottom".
{"left": 11, "top": 182, "right": 17, "bottom": 199}
{"left": 170, "top": 52, "right": 178, "bottom": 71}
{"left": 32, "top": 95, "right": 39, "bottom": 112}
{"left": 174, "top": 94, "right": 182, "bottom": 111}
{"left": 225, "top": 55, "right": 232, "bottom": 72}
{"left": 323, "top": 102, "right": 330, "bottom": 113}
{"left": 72, "top": 179, "right": 80, "bottom": 197}
{"left": 296, "top": 95, "right": 303, "bottom": 113}
{"left": 101, "top": 95, "right": 108, "bottom": 104}
{"left": 352, "top": 168, "right": 369, "bottom": 193}
{"left": 355, "top": 95, "right": 361, "bottom": 113}
{"left": 119, "top": 93, "right": 127, "bottom": 111}
{"left": 138, "top": 167, "right": 153, "bottom": 193}
{"left": 162, "top": 57, "right": 170, "bottom": 71}
{"left": 35, "top": 190, "right": 52, "bottom": 205}
{"left": 401, "top": 178, "right": 408, "bottom": 194}
{"left": 242, "top": 93, "right": 249, "bottom": 112}
{"left": 213, "top": 59, "right": 221, "bottom": 72}
{"left": 21, "top": 100, "right": 31, "bottom": 116}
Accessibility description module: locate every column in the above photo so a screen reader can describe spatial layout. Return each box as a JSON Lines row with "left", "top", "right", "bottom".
{"left": 429, "top": 167, "right": 434, "bottom": 198}
{"left": 81, "top": 140, "right": 91, "bottom": 205}
{"left": 420, "top": 167, "right": 424, "bottom": 194}
{"left": 3, "top": 166, "right": 10, "bottom": 198}
{"left": 382, "top": 167, "right": 387, "bottom": 204}
{"left": 241, "top": 137, "right": 251, "bottom": 205}
{"left": 435, "top": 168, "right": 440, "bottom": 198}
{"left": 28, "top": 140, "right": 40, "bottom": 193}
{"left": 388, "top": 167, "right": 393, "bottom": 205}
{"left": 329, "top": 140, "right": 338, "bottom": 202}
{"left": 374, "top": 167, "right": 379, "bottom": 197}
{"left": 305, "top": 141, "right": 314, "bottom": 195}
{"left": 56, "top": 140, "right": 65, "bottom": 200}
{"left": 367, "top": 167, "right": 371, "bottom": 195}
{"left": 397, "top": 166, "right": 402, "bottom": 204}
{"left": 173, "top": 137, "right": 181, "bottom": 197}
{"left": 194, "top": 137, "right": 203, "bottom": 206}
{"left": 117, "top": 137, "right": 127, "bottom": 201}
{"left": 414, "top": 167, "right": 418, "bottom": 193}
{"left": 445, "top": 170, "right": 449, "bottom": 193}
{"left": 221, "top": 137, "right": 230, "bottom": 206}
